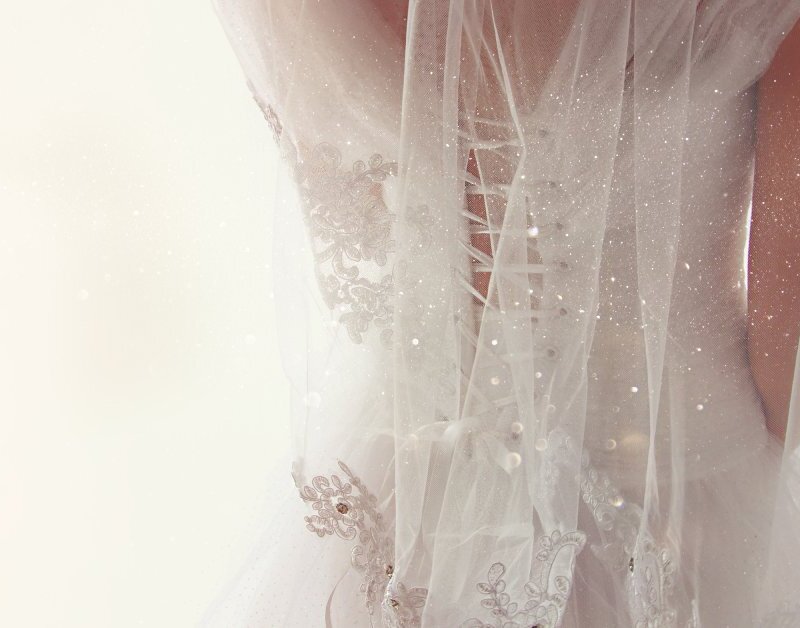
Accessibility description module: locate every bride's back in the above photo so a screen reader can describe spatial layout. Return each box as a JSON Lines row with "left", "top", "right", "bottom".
{"left": 209, "top": 2, "right": 800, "bottom": 626}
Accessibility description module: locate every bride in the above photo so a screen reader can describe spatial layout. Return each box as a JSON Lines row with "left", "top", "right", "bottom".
{"left": 207, "top": 2, "right": 800, "bottom": 626}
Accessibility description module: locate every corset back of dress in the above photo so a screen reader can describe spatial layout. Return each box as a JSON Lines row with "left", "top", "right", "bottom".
{"left": 212, "top": 1, "right": 800, "bottom": 625}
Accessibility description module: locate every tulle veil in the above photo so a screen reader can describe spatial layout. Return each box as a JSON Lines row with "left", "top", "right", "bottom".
{"left": 207, "top": 1, "right": 800, "bottom": 626}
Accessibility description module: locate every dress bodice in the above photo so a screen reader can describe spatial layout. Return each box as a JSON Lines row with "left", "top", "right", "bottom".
{"left": 585, "top": 84, "right": 770, "bottom": 483}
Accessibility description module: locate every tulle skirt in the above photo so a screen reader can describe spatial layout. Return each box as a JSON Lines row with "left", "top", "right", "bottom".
{"left": 202, "top": 426, "right": 800, "bottom": 628}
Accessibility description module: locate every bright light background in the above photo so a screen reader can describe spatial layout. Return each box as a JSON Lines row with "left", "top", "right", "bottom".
{"left": 0, "top": 2, "right": 289, "bottom": 626}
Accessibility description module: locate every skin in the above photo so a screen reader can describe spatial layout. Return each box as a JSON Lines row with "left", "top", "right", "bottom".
{"left": 749, "top": 16, "right": 800, "bottom": 442}
{"left": 374, "top": 3, "right": 800, "bottom": 439}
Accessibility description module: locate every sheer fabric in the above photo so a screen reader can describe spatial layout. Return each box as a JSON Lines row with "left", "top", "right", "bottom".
{"left": 208, "top": 1, "right": 800, "bottom": 626}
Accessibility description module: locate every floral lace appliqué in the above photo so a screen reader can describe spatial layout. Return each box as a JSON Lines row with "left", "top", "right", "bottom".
{"left": 461, "top": 529, "right": 587, "bottom": 628}
{"left": 294, "top": 143, "right": 397, "bottom": 344}
{"left": 247, "top": 80, "right": 283, "bottom": 144}
{"left": 580, "top": 459, "right": 678, "bottom": 628}
{"left": 299, "top": 461, "right": 429, "bottom": 625}
{"left": 299, "top": 461, "right": 394, "bottom": 615}
{"left": 382, "top": 578, "right": 429, "bottom": 628}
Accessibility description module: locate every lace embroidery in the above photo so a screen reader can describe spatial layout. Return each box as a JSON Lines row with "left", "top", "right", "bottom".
{"left": 580, "top": 459, "right": 678, "bottom": 627}
{"left": 383, "top": 578, "right": 429, "bottom": 628}
{"left": 294, "top": 143, "right": 397, "bottom": 344}
{"left": 247, "top": 80, "right": 283, "bottom": 144}
{"left": 299, "top": 461, "right": 394, "bottom": 615}
{"left": 249, "top": 97, "right": 397, "bottom": 342}
{"left": 259, "top": 102, "right": 283, "bottom": 144}
{"left": 461, "top": 529, "right": 587, "bottom": 628}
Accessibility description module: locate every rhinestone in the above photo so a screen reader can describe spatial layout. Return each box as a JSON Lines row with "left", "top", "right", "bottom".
{"left": 335, "top": 502, "right": 349, "bottom": 515}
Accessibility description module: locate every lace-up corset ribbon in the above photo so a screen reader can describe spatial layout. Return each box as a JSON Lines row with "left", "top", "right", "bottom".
{"left": 387, "top": 106, "right": 620, "bottom": 625}
{"left": 387, "top": 33, "right": 633, "bottom": 619}
{"left": 450, "top": 108, "right": 615, "bottom": 486}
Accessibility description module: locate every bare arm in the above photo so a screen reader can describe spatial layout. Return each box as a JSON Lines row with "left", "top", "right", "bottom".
{"left": 749, "top": 17, "right": 800, "bottom": 441}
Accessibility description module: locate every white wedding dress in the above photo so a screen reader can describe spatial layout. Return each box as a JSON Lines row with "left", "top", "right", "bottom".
{"left": 207, "top": 1, "right": 800, "bottom": 626}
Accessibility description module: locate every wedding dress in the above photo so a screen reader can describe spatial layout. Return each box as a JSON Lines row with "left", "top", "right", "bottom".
{"left": 207, "top": 1, "right": 800, "bottom": 626}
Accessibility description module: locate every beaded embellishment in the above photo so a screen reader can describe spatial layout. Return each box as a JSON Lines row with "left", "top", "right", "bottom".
{"left": 299, "top": 461, "right": 395, "bottom": 615}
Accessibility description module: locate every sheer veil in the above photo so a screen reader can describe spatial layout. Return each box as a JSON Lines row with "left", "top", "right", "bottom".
{"left": 209, "top": 1, "right": 800, "bottom": 626}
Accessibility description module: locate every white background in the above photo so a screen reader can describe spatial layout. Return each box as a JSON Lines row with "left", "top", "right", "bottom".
{"left": 0, "top": 1, "right": 289, "bottom": 626}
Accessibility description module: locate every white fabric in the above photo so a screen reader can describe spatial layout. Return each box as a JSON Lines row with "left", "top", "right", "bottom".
{"left": 208, "top": 1, "right": 800, "bottom": 626}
